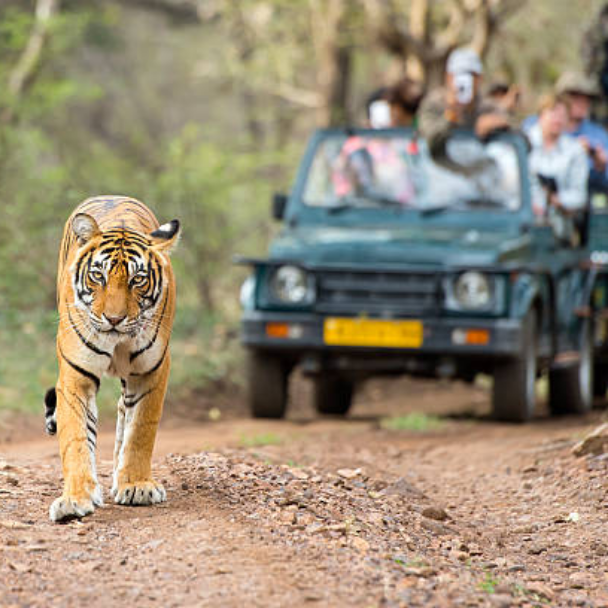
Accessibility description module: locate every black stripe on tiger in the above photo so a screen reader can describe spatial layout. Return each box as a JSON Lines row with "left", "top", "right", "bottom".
{"left": 130, "top": 291, "right": 168, "bottom": 362}
{"left": 130, "top": 343, "right": 168, "bottom": 377}
{"left": 67, "top": 307, "right": 112, "bottom": 358}
{"left": 123, "top": 386, "right": 155, "bottom": 408}
{"left": 59, "top": 346, "right": 100, "bottom": 391}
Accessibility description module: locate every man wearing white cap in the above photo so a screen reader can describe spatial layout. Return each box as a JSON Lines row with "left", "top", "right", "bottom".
{"left": 419, "top": 47, "right": 511, "bottom": 153}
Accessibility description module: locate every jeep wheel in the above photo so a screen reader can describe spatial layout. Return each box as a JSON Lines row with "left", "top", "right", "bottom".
{"left": 247, "top": 351, "right": 290, "bottom": 419}
{"left": 492, "top": 311, "right": 537, "bottom": 422}
{"left": 548, "top": 320, "right": 593, "bottom": 416}
{"left": 313, "top": 376, "right": 354, "bottom": 416}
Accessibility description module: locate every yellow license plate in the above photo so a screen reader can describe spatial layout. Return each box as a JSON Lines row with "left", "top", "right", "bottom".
{"left": 323, "top": 318, "right": 423, "bottom": 348}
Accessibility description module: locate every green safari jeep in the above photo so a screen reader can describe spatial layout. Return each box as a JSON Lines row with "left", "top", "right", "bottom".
{"left": 238, "top": 128, "right": 599, "bottom": 422}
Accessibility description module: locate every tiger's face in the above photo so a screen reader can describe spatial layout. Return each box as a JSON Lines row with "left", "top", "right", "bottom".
{"left": 71, "top": 213, "right": 179, "bottom": 337}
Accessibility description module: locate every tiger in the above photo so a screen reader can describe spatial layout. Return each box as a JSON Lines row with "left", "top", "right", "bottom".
{"left": 44, "top": 195, "right": 180, "bottom": 522}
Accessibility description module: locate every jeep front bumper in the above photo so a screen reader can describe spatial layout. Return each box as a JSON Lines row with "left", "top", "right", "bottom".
{"left": 241, "top": 311, "right": 524, "bottom": 358}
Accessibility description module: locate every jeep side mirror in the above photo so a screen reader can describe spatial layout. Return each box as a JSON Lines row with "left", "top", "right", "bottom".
{"left": 272, "top": 193, "right": 288, "bottom": 221}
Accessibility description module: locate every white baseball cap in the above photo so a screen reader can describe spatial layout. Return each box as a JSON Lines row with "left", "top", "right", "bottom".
{"left": 446, "top": 47, "right": 483, "bottom": 76}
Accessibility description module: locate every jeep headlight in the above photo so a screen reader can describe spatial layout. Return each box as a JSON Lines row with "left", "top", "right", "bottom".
{"left": 270, "top": 265, "right": 314, "bottom": 305}
{"left": 453, "top": 271, "right": 492, "bottom": 310}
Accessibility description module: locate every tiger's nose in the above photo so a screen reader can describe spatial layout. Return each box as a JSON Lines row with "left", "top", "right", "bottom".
{"left": 104, "top": 314, "right": 126, "bottom": 327}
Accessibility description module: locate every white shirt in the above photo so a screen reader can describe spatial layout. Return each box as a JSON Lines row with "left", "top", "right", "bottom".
{"left": 527, "top": 124, "right": 589, "bottom": 213}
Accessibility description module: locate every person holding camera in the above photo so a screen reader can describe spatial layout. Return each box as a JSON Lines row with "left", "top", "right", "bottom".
{"left": 418, "top": 47, "right": 510, "bottom": 147}
{"left": 557, "top": 72, "right": 608, "bottom": 199}
{"left": 523, "top": 72, "right": 608, "bottom": 201}
{"left": 527, "top": 94, "right": 589, "bottom": 243}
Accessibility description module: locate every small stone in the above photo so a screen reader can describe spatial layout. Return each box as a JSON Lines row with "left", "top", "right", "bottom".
{"left": 214, "top": 566, "right": 232, "bottom": 574}
{"left": 568, "top": 572, "right": 589, "bottom": 589}
{"left": 0, "top": 520, "right": 30, "bottom": 530}
{"left": 489, "top": 594, "right": 513, "bottom": 608}
{"left": 420, "top": 519, "right": 453, "bottom": 536}
{"left": 402, "top": 566, "right": 436, "bottom": 578}
{"left": 8, "top": 562, "right": 31, "bottom": 573}
{"left": 572, "top": 423, "right": 608, "bottom": 456}
{"left": 181, "top": 482, "right": 189, "bottom": 491}
{"left": 384, "top": 478, "right": 426, "bottom": 498}
{"left": 566, "top": 512, "right": 580, "bottom": 523}
{"left": 337, "top": 468, "right": 362, "bottom": 480}
{"left": 421, "top": 506, "right": 449, "bottom": 521}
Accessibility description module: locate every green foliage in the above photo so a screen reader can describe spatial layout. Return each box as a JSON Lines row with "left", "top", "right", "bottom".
{"left": 239, "top": 432, "right": 283, "bottom": 447}
{"left": 380, "top": 413, "right": 444, "bottom": 432}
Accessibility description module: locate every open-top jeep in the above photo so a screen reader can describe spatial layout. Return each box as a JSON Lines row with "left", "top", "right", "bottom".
{"left": 238, "top": 128, "right": 599, "bottom": 422}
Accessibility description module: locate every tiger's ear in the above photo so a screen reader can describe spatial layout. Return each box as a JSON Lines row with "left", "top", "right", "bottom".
{"left": 150, "top": 219, "right": 180, "bottom": 254}
{"left": 72, "top": 213, "right": 101, "bottom": 245}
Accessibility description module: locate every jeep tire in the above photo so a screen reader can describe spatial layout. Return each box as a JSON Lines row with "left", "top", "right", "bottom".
{"left": 548, "top": 320, "right": 593, "bottom": 415}
{"left": 313, "top": 376, "right": 354, "bottom": 416}
{"left": 492, "top": 311, "right": 537, "bottom": 422}
{"left": 247, "top": 351, "right": 290, "bottom": 419}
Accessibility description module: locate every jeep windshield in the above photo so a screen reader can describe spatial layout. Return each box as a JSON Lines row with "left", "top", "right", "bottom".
{"left": 301, "top": 130, "right": 522, "bottom": 213}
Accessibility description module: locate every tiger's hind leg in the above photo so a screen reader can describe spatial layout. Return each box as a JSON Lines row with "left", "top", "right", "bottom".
{"left": 112, "top": 358, "right": 169, "bottom": 506}
{"left": 50, "top": 367, "right": 103, "bottom": 522}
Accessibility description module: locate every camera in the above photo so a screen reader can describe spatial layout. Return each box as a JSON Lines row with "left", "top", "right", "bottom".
{"left": 453, "top": 73, "right": 474, "bottom": 105}
{"left": 537, "top": 173, "right": 558, "bottom": 195}
{"left": 589, "top": 145, "right": 599, "bottom": 161}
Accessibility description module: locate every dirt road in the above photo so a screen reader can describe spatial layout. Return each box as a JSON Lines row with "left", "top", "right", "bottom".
{"left": 1, "top": 379, "right": 607, "bottom": 607}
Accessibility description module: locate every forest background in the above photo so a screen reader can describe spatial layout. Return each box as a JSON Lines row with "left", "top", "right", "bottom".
{"left": 0, "top": 0, "right": 602, "bottom": 414}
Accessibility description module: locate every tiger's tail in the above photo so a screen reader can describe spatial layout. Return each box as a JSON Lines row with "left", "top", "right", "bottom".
{"left": 44, "top": 387, "right": 57, "bottom": 436}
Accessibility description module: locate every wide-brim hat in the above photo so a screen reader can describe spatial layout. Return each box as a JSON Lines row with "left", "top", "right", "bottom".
{"left": 555, "top": 71, "right": 600, "bottom": 97}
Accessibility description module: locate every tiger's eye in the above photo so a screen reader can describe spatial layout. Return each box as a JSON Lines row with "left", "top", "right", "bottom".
{"left": 130, "top": 275, "right": 148, "bottom": 288}
{"left": 89, "top": 271, "right": 104, "bottom": 284}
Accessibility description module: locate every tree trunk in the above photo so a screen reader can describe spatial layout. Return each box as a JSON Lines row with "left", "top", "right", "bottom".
{"left": 310, "top": 0, "right": 352, "bottom": 127}
{"left": 197, "top": 276, "right": 215, "bottom": 313}
{"left": 405, "top": 0, "right": 429, "bottom": 82}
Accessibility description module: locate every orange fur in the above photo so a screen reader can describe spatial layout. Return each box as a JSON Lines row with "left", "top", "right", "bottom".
{"left": 49, "top": 195, "right": 179, "bottom": 522}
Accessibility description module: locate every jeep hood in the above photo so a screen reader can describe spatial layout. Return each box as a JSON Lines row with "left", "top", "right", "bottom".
{"left": 269, "top": 225, "right": 531, "bottom": 267}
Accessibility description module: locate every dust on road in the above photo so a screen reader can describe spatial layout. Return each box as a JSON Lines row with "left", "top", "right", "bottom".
{"left": 1, "top": 378, "right": 607, "bottom": 607}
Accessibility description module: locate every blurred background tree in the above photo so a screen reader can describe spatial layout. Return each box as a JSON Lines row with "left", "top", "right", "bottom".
{"left": 0, "top": 0, "right": 603, "bottom": 414}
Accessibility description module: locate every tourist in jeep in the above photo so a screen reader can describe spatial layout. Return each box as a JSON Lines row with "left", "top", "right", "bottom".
{"left": 418, "top": 47, "right": 510, "bottom": 153}
{"left": 527, "top": 94, "right": 589, "bottom": 242}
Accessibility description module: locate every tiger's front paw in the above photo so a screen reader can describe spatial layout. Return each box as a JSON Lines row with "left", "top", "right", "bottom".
{"left": 112, "top": 480, "right": 166, "bottom": 506}
{"left": 49, "top": 485, "right": 103, "bottom": 523}
{"left": 50, "top": 495, "right": 95, "bottom": 523}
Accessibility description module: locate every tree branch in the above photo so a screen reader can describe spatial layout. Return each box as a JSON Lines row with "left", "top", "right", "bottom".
{"left": 2, "top": 0, "right": 59, "bottom": 124}
{"left": 8, "top": 0, "right": 59, "bottom": 97}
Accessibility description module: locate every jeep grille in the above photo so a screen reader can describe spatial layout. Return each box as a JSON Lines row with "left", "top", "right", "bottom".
{"left": 315, "top": 270, "right": 441, "bottom": 316}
